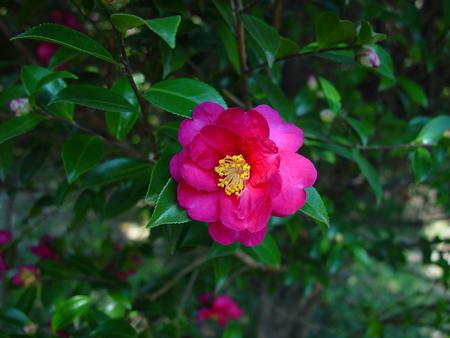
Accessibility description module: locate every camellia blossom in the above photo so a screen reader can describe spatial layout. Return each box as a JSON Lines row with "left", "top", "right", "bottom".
{"left": 197, "top": 294, "right": 243, "bottom": 326}
{"left": 29, "top": 235, "right": 57, "bottom": 260}
{"left": 12, "top": 265, "right": 39, "bottom": 287}
{"left": 170, "top": 102, "right": 317, "bottom": 246}
{"left": 0, "top": 230, "right": 12, "bottom": 245}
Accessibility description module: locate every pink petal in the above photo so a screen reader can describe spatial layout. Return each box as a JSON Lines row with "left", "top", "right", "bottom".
{"left": 242, "top": 137, "right": 280, "bottom": 185}
{"left": 217, "top": 108, "right": 270, "bottom": 139}
{"left": 271, "top": 151, "right": 317, "bottom": 217}
{"left": 254, "top": 104, "right": 304, "bottom": 152}
{"left": 219, "top": 184, "right": 271, "bottom": 232}
{"left": 169, "top": 149, "right": 188, "bottom": 182}
{"left": 208, "top": 222, "right": 266, "bottom": 247}
{"left": 179, "top": 102, "right": 225, "bottom": 146}
{"left": 180, "top": 159, "right": 219, "bottom": 192}
{"left": 177, "top": 182, "right": 221, "bottom": 222}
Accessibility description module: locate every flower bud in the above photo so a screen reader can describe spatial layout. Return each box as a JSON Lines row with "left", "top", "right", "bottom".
{"left": 23, "top": 322, "right": 38, "bottom": 335}
{"left": 9, "top": 98, "right": 31, "bottom": 116}
{"left": 355, "top": 45, "right": 380, "bottom": 68}
{"left": 320, "top": 109, "right": 336, "bottom": 123}
{"left": 307, "top": 75, "right": 318, "bottom": 91}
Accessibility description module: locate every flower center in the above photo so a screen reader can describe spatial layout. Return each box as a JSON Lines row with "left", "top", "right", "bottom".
{"left": 215, "top": 154, "right": 250, "bottom": 196}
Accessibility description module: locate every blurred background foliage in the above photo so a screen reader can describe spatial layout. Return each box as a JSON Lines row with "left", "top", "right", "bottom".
{"left": 0, "top": 0, "right": 449, "bottom": 337}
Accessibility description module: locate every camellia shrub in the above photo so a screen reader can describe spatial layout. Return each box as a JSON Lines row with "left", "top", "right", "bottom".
{"left": 0, "top": 0, "right": 449, "bottom": 337}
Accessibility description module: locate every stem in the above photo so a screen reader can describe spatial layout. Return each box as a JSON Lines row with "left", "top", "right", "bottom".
{"left": 232, "top": 0, "right": 251, "bottom": 108}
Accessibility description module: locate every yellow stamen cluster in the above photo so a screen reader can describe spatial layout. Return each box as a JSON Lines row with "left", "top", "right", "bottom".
{"left": 215, "top": 154, "right": 250, "bottom": 196}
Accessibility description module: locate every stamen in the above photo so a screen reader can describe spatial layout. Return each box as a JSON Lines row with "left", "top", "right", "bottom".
{"left": 214, "top": 154, "right": 250, "bottom": 196}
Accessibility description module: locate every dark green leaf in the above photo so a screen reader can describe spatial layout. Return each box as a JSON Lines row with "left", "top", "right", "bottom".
{"left": 242, "top": 15, "right": 281, "bottom": 66}
{"left": 0, "top": 141, "right": 13, "bottom": 181}
{"left": 300, "top": 187, "right": 330, "bottom": 226}
{"left": 416, "top": 115, "right": 450, "bottom": 145}
{"left": 398, "top": 77, "right": 428, "bottom": 108}
{"left": 213, "top": 0, "right": 234, "bottom": 31}
{"left": 254, "top": 75, "right": 295, "bottom": 120}
{"left": 217, "top": 22, "right": 240, "bottom": 74}
{"left": 143, "top": 78, "right": 226, "bottom": 118}
{"left": 276, "top": 37, "right": 300, "bottom": 58}
{"left": 208, "top": 243, "right": 238, "bottom": 259}
{"left": 353, "top": 150, "right": 383, "bottom": 205}
{"left": 19, "top": 143, "right": 49, "bottom": 183}
{"left": 411, "top": 147, "right": 433, "bottom": 183}
{"left": 160, "top": 43, "right": 188, "bottom": 78}
{"left": 0, "top": 115, "right": 43, "bottom": 145}
{"left": 91, "top": 318, "right": 137, "bottom": 338}
{"left": 372, "top": 45, "right": 395, "bottom": 80}
{"left": 147, "top": 178, "right": 190, "bottom": 228}
{"left": 345, "top": 116, "right": 369, "bottom": 145}
{"left": 12, "top": 23, "right": 118, "bottom": 64}
{"left": 315, "top": 12, "right": 356, "bottom": 49}
{"left": 214, "top": 256, "right": 232, "bottom": 292}
{"left": 62, "top": 134, "right": 104, "bottom": 184}
{"left": 81, "top": 158, "right": 151, "bottom": 188}
{"left": 251, "top": 234, "right": 281, "bottom": 268}
{"left": 35, "top": 71, "right": 78, "bottom": 91}
{"left": 0, "top": 308, "right": 29, "bottom": 328}
{"left": 111, "top": 13, "right": 181, "bottom": 48}
{"left": 145, "top": 154, "right": 171, "bottom": 202}
{"left": 319, "top": 77, "right": 341, "bottom": 112}
{"left": 48, "top": 47, "right": 79, "bottom": 69}
{"left": 51, "top": 85, "right": 137, "bottom": 113}
{"left": 51, "top": 295, "right": 92, "bottom": 331}
{"left": 223, "top": 322, "right": 243, "bottom": 338}
{"left": 21, "top": 65, "right": 51, "bottom": 95}
{"left": 356, "top": 21, "right": 386, "bottom": 45}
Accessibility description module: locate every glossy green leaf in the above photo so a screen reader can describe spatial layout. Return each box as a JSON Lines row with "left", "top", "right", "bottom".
{"left": 21, "top": 65, "right": 51, "bottom": 95}
{"left": 103, "top": 178, "right": 146, "bottom": 218}
{"left": 35, "top": 71, "right": 78, "bottom": 91}
{"left": 160, "top": 43, "right": 188, "bottom": 78}
{"left": 48, "top": 47, "right": 79, "bottom": 69}
{"left": 111, "top": 13, "right": 181, "bottom": 48}
{"left": 0, "top": 115, "right": 43, "bottom": 145}
{"left": 147, "top": 178, "right": 190, "bottom": 228}
{"left": 345, "top": 116, "right": 369, "bottom": 145}
{"left": 0, "top": 141, "right": 13, "bottom": 181}
{"left": 254, "top": 75, "right": 295, "bottom": 120}
{"left": 51, "top": 295, "right": 92, "bottom": 331}
{"left": 276, "top": 37, "right": 300, "bottom": 58}
{"left": 300, "top": 187, "right": 330, "bottom": 226}
{"left": 143, "top": 78, "right": 227, "bottom": 118}
{"left": 91, "top": 318, "right": 137, "bottom": 338}
{"left": 319, "top": 77, "right": 341, "bottom": 112}
{"left": 81, "top": 158, "right": 151, "bottom": 188}
{"left": 12, "top": 23, "right": 118, "bottom": 64}
{"left": 398, "top": 77, "right": 428, "bottom": 108}
{"left": 51, "top": 85, "right": 137, "bottom": 113}
{"left": 353, "top": 150, "right": 383, "bottom": 205}
{"left": 62, "top": 134, "right": 104, "bottom": 184}
{"left": 315, "top": 12, "right": 356, "bottom": 49}
{"left": 373, "top": 45, "right": 395, "bottom": 80}
{"left": 145, "top": 154, "right": 171, "bottom": 202}
{"left": 105, "top": 79, "right": 139, "bottom": 140}
{"left": 242, "top": 15, "right": 281, "bottom": 66}
{"left": 251, "top": 234, "right": 281, "bottom": 268}
{"left": 416, "top": 115, "right": 450, "bottom": 144}
{"left": 411, "top": 147, "right": 433, "bottom": 183}
{"left": 213, "top": 0, "right": 234, "bottom": 31}
{"left": 356, "top": 21, "right": 386, "bottom": 45}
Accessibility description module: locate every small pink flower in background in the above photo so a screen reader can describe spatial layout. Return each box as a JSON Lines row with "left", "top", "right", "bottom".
{"left": 197, "top": 294, "right": 243, "bottom": 326}
{"left": 0, "top": 230, "right": 12, "bottom": 245}
{"left": 37, "top": 10, "right": 82, "bottom": 65}
{"left": 170, "top": 102, "right": 317, "bottom": 247}
{"left": 29, "top": 235, "right": 58, "bottom": 260}
{"left": 12, "top": 265, "right": 39, "bottom": 287}
{"left": 9, "top": 98, "right": 31, "bottom": 116}
{"left": 355, "top": 45, "right": 381, "bottom": 68}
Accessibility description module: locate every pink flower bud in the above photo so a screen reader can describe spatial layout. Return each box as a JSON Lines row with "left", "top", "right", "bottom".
{"left": 355, "top": 46, "right": 380, "bottom": 68}
{"left": 9, "top": 98, "right": 31, "bottom": 116}
{"left": 319, "top": 109, "right": 336, "bottom": 123}
{"left": 0, "top": 230, "right": 12, "bottom": 245}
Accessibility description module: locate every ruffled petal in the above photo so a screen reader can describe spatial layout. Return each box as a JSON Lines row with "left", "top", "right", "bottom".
{"left": 217, "top": 107, "right": 270, "bottom": 139}
{"left": 208, "top": 221, "right": 267, "bottom": 247}
{"left": 220, "top": 184, "right": 271, "bottom": 232}
{"left": 254, "top": 104, "right": 304, "bottom": 152}
{"left": 179, "top": 102, "right": 225, "bottom": 146}
{"left": 242, "top": 137, "right": 280, "bottom": 185}
{"left": 271, "top": 151, "right": 317, "bottom": 217}
{"left": 180, "top": 159, "right": 219, "bottom": 192}
{"left": 169, "top": 149, "right": 188, "bottom": 182}
{"left": 177, "top": 182, "right": 221, "bottom": 222}
{"left": 237, "top": 227, "right": 266, "bottom": 247}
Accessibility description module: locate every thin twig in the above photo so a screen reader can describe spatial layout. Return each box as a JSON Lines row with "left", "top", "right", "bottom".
{"left": 222, "top": 89, "right": 245, "bottom": 107}
{"left": 232, "top": 0, "right": 251, "bottom": 108}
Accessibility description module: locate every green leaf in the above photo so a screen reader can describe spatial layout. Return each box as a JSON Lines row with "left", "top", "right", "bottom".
{"left": 51, "top": 295, "right": 92, "bottom": 331}
{"left": 0, "top": 85, "right": 26, "bottom": 107}
{"left": 12, "top": 23, "right": 118, "bottom": 65}
{"left": 251, "top": 234, "right": 281, "bottom": 268}
{"left": 91, "top": 318, "right": 137, "bottom": 338}
{"left": 160, "top": 43, "right": 188, "bottom": 78}
{"left": 105, "top": 79, "right": 139, "bottom": 140}
{"left": 254, "top": 75, "right": 295, "bottom": 120}
{"left": 276, "top": 37, "right": 300, "bottom": 58}
{"left": 35, "top": 71, "right": 78, "bottom": 91}
{"left": 214, "top": 256, "right": 232, "bottom": 292}
{"left": 345, "top": 116, "right": 369, "bottom": 145}
{"left": 352, "top": 150, "right": 383, "bottom": 205}
{"left": 62, "top": 134, "right": 104, "bottom": 184}
{"left": 319, "top": 77, "right": 341, "bottom": 112}
{"left": 356, "top": 21, "right": 386, "bottom": 45}
{"left": 213, "top": 0, "right": 234, "bottom": 31}
{"left": 0, "top": 115, "right": 43, "bottom": 145}
{"left": 398, "top": 77, "right": 428, "bottom": 108}
{"left": 145, "top": 154, "right": 171, "bottom": 202}
{"left": 147, "top": 178, "right": 190, "bottom": 228}
{"left": 411, "top": 147, "right": 433, "bottom": 183}
{"left": 242, "top": 15, "right": 281, "bottom": 67}
{"left": 217, "top": 22, "right": 240, "bottom": 74}
{"left": 143, "top": 78, "right": 226, "bottom": 118}
{"left": 223, "top": 322, "right": 243, "bottom": 338}
{"left": 416, "top": 115, "right": 450, "bottom": 145}
{"left": 81, "top": 158, "right": 151, "bottom": 188}
{"left": 48, "top": 47, "right": 80, "bottom": 70}
{"left": 19, "top": 143, "right": 49, "bottom": 183}
{"left": 51, "top": 85, "right": 137, "bottom": 113}
{"left": 372, "top": 45, "right": 395, "bottom": 80}
{"left": 111, "top": 13, "right": 181, "bottom": 48}
{"left": 300, "top": 187, "right": 330, "bottom": 226}
{"left": 315, "top": 12, "right": 356, "bottom": 49}
{"left": 21, "top": 65, "right": 51, "bottom": 95}
{"left": 0, "top": 307, "right": 30, "bottom": 328}
{"left": 208, "top": 243, "right": 238, "bottom": 259}
{"left": 0, "top": 141, "right": 13, "bottom": 181}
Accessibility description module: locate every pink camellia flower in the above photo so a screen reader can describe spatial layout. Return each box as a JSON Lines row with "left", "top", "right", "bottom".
{"left": 355, "top": 45, "right": 381, "bottom": 68}
{"left": 12, "top": 265, "right": 39, "bottom": 287}
{"left": 29, "top": 235, "right": 57, "bottom": 260}
{"left": 197, "top": 294, "right": 243, "bottom": 326}
{"left": 170, "top": 102, "right": 317, "bottom": 246}
{"left": 0, "top": 230, "right": 12, "bottom": 245}
{"left": 37, "top": 10, "right": 82, "bottom": 65}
